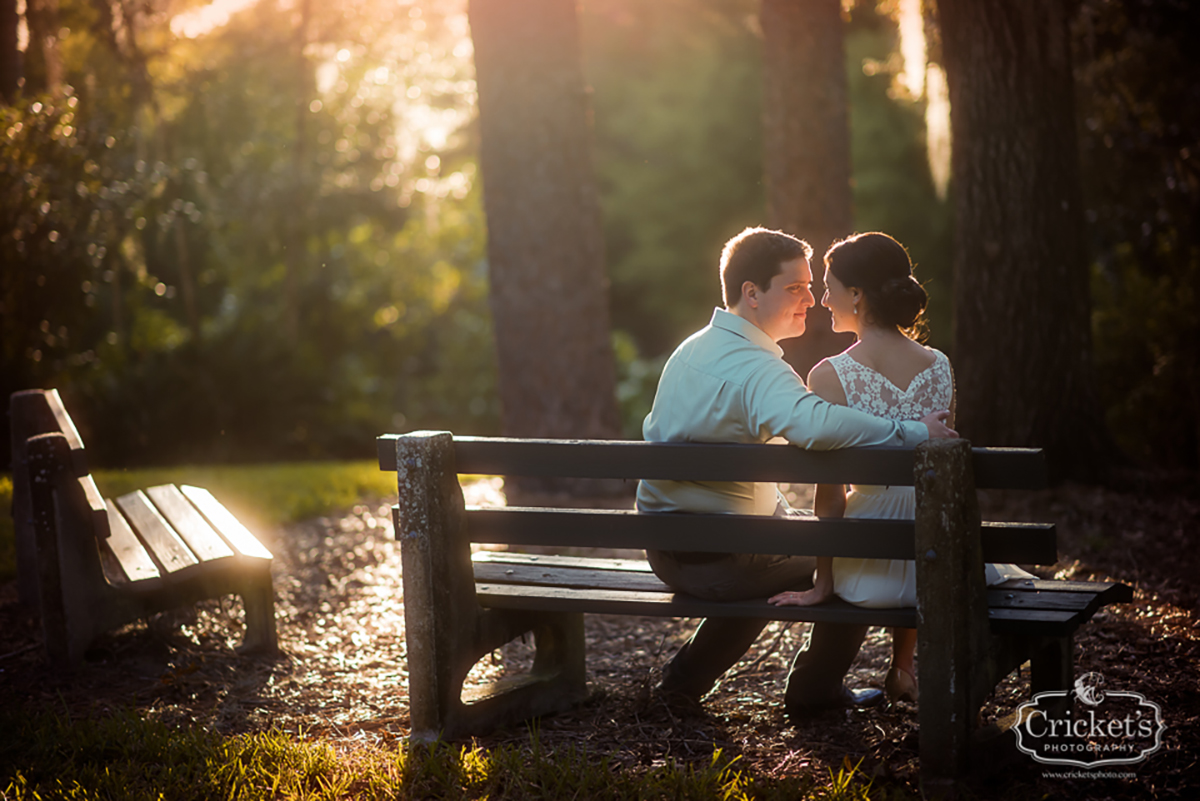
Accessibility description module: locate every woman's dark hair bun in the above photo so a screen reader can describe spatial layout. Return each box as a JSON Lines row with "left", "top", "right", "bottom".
{"left": 874, "top": 276, "right": 928, "bottom": 330}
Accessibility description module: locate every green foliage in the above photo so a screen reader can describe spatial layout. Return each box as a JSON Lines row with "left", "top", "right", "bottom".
{"left": 0, "top": 706, "right": 896, "bottom": 800}
{"left": 3, "top": 0, "right": 495, "bottom": 467}
{"left": 585, "top": 0, "right": 766, "bottom": 356}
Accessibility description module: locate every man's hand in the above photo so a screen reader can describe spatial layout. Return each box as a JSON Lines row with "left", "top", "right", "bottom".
{"left": 920, "top": 409, "right": 959, "bottom": 439}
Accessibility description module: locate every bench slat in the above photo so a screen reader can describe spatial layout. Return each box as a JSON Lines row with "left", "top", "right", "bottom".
{"left": 987, "top": 607, "right": 1082, "bottom": 636}
{"left": 475, "top": 582, "right": 920, "bottom": 628}
{"left": 994, "top": 577, "right": 1134, "bottom": 599}
{"left": 115, "top": 490, "right": 199, "bottom": 575}
{"left": 79, "top": 475, "right": 112, "bottom": 540}
{"left": 472, "top": 550, "right": 655, "bottom": 573}
{"left": 146, "top": 485, "right": 235, "bottom": 564}
{"left": 476, "top": 581, "right": 1110, "bottom": 638}
{"left": 474, "top": 561, "right": 670, "bottom": 592}
{"left": 464, "top": 507, "right": 1058, "bottom": 564}
{"left": 476, "top": 559, "right": 1115, "bottom": 616}
{"left": 181, "top": 485, "right": 273, "bottom": 561}
{"left": 379, "top": 436, "right": 1047, "bottom": 489}
{"left": 44, "top": 389, "right": 89, "bottom": 477}
{"left": 100, "top": 500, "right": 163, "bottom": 586}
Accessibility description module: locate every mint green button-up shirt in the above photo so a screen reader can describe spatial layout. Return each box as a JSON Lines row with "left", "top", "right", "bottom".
{"left": 636, "top": 308, "right": 929, "bottom": 516}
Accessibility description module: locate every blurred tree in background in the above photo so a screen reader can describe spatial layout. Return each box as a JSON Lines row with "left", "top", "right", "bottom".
{"left": 468, "top": 0, "right": 620, "bottom": 444}
{"left": 938, "top": 0, "right": 1110, "bottom": 481}
{"left": 760, "top": 0, "right": 855, "bottom": 380}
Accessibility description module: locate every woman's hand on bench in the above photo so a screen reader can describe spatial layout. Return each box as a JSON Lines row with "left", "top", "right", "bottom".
{"left": 769, "top": 557, "right": 834, "bottom": 607}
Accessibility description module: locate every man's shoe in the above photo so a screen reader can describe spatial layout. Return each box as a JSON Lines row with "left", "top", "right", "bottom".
{"left": 786, "top": 686, "right": 885, "bottom": 719}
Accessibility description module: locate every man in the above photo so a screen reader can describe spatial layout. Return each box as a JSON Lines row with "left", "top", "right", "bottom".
{"left": 638, "top": 226, "right": 956, "bottom": 715}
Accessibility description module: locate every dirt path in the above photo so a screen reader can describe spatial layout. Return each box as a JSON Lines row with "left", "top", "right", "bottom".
{"left": 1, "top": 473, "right": 1197, "bottom": 798}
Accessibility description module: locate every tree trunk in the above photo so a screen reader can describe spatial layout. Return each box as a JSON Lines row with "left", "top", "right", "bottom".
{"left": 938, "top": 0, "right": 1109, "bottom": 481}
{"left": 23, "top": 0, "right": 62, "bottom": 95}
{"left": 0, "top": 0, "right": 18, "bottom": 103}
{"left": 467, "top": 0, "right": 621, "bottom": 450}
{"left": 761, "top": 0, "right": 855, "bottom": 380}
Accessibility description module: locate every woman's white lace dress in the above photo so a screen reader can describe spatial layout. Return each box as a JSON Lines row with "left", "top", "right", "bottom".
{"left": 826, "top": 348, "right": 1033, "bottom": 608}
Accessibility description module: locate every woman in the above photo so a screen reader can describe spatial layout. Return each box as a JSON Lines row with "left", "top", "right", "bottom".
{"left": 767, "top": 232, "right": 1032, "bottom": 705}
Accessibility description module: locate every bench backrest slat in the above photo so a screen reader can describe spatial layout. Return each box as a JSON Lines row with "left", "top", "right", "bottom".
{"left": 462, "top": 507, "right": 1057, "bottom": 564}
{"left": 378, "top": 435, "right": 1046, "bottom": 490}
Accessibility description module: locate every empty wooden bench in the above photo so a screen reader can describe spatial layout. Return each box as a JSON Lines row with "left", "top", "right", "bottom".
{"left": 10, "top": 389, "right": 278, "bottom": 667}
{"left": 377, "top": 430, "right": 1131, "bottom": 786}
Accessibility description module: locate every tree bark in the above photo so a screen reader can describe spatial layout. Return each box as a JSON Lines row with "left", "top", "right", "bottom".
{"left": 467, "top": 0, "right": 621, "bottom": 449}
{"left": 938, "top": 0, "right": 1109, "bottom": 481}
{"left": 23, "top": 0, "right": 62, "bottom": 95}
{"left": 761, "top": 0, "right": 855, "bottom": 380}
{"left": 0, "top": 0, "right": 18, "bottom": 103}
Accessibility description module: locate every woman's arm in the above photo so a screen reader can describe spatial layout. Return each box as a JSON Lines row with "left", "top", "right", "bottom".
{"left": 769, "top": 361, "right": 848, "bottom": 607}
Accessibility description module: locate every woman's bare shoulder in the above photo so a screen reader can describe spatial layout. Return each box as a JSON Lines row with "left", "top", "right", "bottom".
{"left": 807, "top": 358, "right": 849, "bottom": 406}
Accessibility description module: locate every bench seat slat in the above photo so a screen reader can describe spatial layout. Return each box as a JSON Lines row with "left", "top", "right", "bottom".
{"left": 475, "top": 559, "right": 1119, "bottom": 614}
{"left": 99, "top": 500, "right": 163, "bottom": 587}
{"left": 181, "top": 485, "right": 273, "bottom": 561}
{"left": 475, "top": 581, "right": 1113, "bottom": 638}
{"left": 473, "top": 555, "right": 1124, "bottom": 639}
{"left": 378, "top": 436, "right": 1048, "bottom": 489}
{"left": 146, "top": 485, "right": 235, "bottom": 564}
{"left": 475, "top": 582, "right": 921, "bottom": 628}
{"left": 474, "top": 561, "right": 670, "bottom": 592}
{"left": 115, "top": 490, "right": 199, "bottom": 576}
{"left": 994, "top": 577, "right": 1134, "bottom": 600}
{"left": 464, "top": 507, "right": 1057, "bottom": 564}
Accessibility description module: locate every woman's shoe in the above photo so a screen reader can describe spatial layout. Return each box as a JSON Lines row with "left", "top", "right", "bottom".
{"left": 885, "top": 667, "right": 918, "bottom": 705}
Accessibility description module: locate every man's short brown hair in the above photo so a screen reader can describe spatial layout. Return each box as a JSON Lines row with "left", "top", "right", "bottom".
{"left": 720, "top": 227, "right": 812, "bottom": 308}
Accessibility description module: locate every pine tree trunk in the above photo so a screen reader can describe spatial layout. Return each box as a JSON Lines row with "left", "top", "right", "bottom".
{"left": 939, "top": 0, "right": 1109, "bottom": 480}
{"left": 761, "top": 0, "right": 855, "bottom": 380}
{"left": 468, "top": 0, "right": 621, "bottom": 448}
{"left": 0, "top": 0, "right": 18, "bottom": 103}
{"left": 23, "top": 0, "right": 62, "bottom": 95}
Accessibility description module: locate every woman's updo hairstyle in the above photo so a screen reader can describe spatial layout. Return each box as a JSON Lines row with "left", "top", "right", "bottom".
{"left": 825, "top": 232, "right": 928, "bottom": 338}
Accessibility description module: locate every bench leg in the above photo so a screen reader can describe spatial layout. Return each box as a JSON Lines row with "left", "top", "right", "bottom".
{"left": 443, "top": 610, "right": 588, "bottom": 738}
{"left": 1030, "top": 634, "right": 1073, "bottom": 695}
{"left": 238, "top": 570, "right": 279, "bottom": 654}
{"left": 531, "top": 611, "right": 586, "bottom": 688}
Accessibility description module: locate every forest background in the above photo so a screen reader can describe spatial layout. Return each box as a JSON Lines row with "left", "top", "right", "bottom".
{"left": 2, "top": 0, "right": 1197, "bottom": 473}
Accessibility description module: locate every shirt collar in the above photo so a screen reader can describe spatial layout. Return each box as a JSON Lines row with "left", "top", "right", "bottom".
{"left": 710, "top": 307, "right": 783, "bottom": 358}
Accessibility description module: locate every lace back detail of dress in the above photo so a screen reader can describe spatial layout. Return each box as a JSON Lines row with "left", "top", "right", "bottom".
{"left": 827, "top": 349, "right": 952, "bottom": 421}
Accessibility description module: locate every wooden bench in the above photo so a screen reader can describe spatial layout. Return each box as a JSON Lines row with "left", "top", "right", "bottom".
{"left": 9, "top": 389, "right": 278, "bottom": 667}
{"left": 377, "top": 430, "right": 1131, "bottom": 787}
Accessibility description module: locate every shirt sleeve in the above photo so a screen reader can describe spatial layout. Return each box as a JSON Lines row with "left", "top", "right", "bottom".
{"left": 742, "top": 358, "right": 929, "bottom": 449}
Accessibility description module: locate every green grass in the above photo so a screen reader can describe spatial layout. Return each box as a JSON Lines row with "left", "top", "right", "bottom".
{"left": 0, "top": 707, "right": 885, "bottom": 801}
{"left": 0, "top": 460, "right": 400, "bottom": 582}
